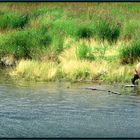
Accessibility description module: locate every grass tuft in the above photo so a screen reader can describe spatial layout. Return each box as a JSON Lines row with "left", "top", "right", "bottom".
{"left": 76, "top": 43, "right": 94, "bottom": 60}
{"left": 119, "top": 40, "right": 140, "bottom": 64}
{"left": 0, "top": 11, "right": 29, "bottom": 29}
{"left": 95, "top": 19, "right": 121, "bottom": 43}
{"left": 76, "top": 26, "right": 94, "bottom": 39}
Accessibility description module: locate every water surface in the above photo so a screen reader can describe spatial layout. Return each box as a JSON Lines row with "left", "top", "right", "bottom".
{"left": 0, "top": 76, "right": 140, "bottom": 138}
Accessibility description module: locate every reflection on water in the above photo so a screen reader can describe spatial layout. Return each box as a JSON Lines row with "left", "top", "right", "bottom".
{"left": 1, "top": 74, "right": 140, "bottom": 137}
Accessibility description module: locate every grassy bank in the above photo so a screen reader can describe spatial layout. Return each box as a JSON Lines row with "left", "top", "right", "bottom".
{"left": 0, "top": 2, "right": 140, "bottom": 83}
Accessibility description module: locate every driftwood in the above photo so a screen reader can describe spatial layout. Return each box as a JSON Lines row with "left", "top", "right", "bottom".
{"left": 85, "top": 84, "right": 138, "bottom": 95}
{"left": 85, "top": 87, "right": 121, "bottom": 95}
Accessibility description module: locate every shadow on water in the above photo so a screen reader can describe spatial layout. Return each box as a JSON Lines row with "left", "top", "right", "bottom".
{"left": 1, "top": 70, "right": 140, "bottom": 137}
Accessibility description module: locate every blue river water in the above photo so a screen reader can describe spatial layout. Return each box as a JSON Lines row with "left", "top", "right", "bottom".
{"left": 0, "top": 78, "right": 140, "bottom": 138}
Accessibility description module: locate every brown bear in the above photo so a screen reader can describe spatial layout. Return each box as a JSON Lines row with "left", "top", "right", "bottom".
{"left": 131, "top": 63, "right": 140, "bottom": 85}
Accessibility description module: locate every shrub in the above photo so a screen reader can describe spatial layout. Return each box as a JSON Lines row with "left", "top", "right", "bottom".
{"left": 76, "top": 26, "right": 94, "bottom": 39}
{"left": 0, "top": 29, "right": 52, "bottom": 59}
{"left": 2, "top": 30, "right": 35, "bottom": 58}
{"left": 0, "top": 12, "right": 29, "bottom": 29}
{"left": 95, "top": 19, "right": 121, "bottom": 43}
{"left": 11, "top": 14, "right": 29, "bottom": 29}
{"left": 119, "top": 40, "right": 140, "bottom": 64}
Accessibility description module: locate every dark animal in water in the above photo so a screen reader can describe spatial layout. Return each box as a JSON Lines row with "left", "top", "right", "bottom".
{"left": 131, "top": 63, "right": 140, "bottom": 85}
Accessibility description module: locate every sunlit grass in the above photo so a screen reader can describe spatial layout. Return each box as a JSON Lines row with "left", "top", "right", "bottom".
{"left": 60, "top": 60, "right": 108, "bottom": 81}
{"left": 10, "top": 60, "right": 58, "bottom": 81}
{"left": 10, "top": 58, "right": 135, "bottom": 83}
{"left": 102, "top": 64, "right": 133, "bottom": 83}
{"left": 8, "top": 35, "right": 135, "bottom": 83}
{"left": 0, "top": 3, "right": 139, "bottom": 83}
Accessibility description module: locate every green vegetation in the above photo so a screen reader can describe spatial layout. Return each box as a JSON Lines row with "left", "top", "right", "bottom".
{"left": 76, "top": 26, "right": 94, "bottom": 39}
{"left": 119, "top": 40, "right": 140, "bottom": 64}
{"left": 95, "top": 19, "right": 121, "bottom": 43}
{"left": 0, "top": 11, "right": 29, "bottom": 29}
{"left": 0, "top": 28, "right": 51, "bottom": 59}
{"left": 0, "top": 2, "right": 140, "bottom": 83}
{"left": 76, "top": 43, "right": 94, "bottom": 60}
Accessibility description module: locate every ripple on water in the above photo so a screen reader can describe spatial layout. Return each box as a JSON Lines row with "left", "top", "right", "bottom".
{"left": 1, "top": 82, "right": 140, "bottom": 137}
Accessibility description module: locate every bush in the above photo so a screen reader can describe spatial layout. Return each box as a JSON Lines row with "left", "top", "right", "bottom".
{"left": 76, "top": 44, "right": 94, "bottom": 60}
{"left": 1, "top": 30, "right": 35, "bottom": 58}
{"left": 0, "top": 28, "right": 52, "bottom": 59}
{"left": 76, "top": 26, "right": 94, "bottom": 39}
{"left": 119, "top": 40, "right": 140, "bottom": 64}
{"left": 0, "top": 12, "right": 29, "bottom": 29}
{"left": 11, "top": 14, "right": 29, "bottom": 29}
{"left": 95, "top": 19, "right": 121, "bottom": 43}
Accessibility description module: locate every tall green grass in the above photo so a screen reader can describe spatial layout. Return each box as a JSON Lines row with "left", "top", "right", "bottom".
{"left": 0, "top": 28, "right": 52, "bottom": 59}
{"left": 0, "top": 11, "right": 29, "bottom": 29}
{"left": 122, "top": 20, "right": 140, "bottom": 40}
{"left": 76, "top": 43, "right": 94, "bottom": 60}
{"left": 119, "top": 40, "right": 140, "bottom": 64}
{"left": 76, "top": 26, "right": 94, "bottom": 39}
{"left": 95, "top": 19, "right": 121, "bottom": 43}
{"left": 0, "top": 3, "right": 140, "bottom": 83}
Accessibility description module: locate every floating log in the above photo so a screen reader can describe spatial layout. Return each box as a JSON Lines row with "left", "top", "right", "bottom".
{"left": 85, "top": 87, "right": 121, "bottom": 95}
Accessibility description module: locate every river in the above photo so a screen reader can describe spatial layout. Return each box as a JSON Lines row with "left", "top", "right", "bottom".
{"left": 0, "top": 75, "right": 140, "bottom": 138}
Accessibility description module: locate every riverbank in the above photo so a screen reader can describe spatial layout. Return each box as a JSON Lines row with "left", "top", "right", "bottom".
{"left": 0, "top": 3, "right": 140, "bottom": 83}
{"left": 8, "top": 39, "right": 135, "bottom": 83}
